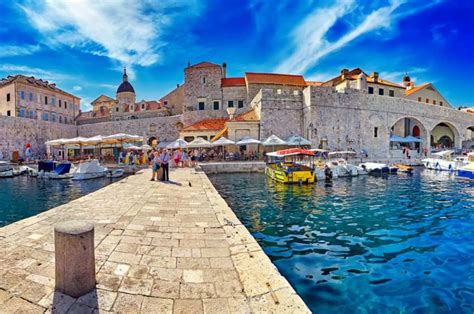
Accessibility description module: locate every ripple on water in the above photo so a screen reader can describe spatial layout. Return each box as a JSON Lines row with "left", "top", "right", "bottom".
{"left": 209, "top": 169, "right": 474, "bottom": 313}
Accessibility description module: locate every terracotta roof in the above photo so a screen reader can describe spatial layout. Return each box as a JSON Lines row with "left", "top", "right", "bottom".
{"left": 188, "top": 61, "right": 220, "bottom": 69}
{"left": 306, "top": 81, "right": 323, "bottom": 86}
{"left": 231, "top": 107, "right": 260, "bottom": 122}
{"left": 322, "top": 68, "right": 364, "bottom": 87}
{"left": 366, "top": 74, "right": 403, "bottom": 88}
{"left": 404, "top": 83, "right": 431, "bottom": 96}
{"left": 182, "top": 118, "right": 228, "bottom": 132}
{"left": 221, "top": 77, "right": 246, "bottom": 87}
{"left": 245, "top": 72, "right": 307, "bottom": 87}
{"left": 0, "top": 74, "right": 80, "bottom": 99}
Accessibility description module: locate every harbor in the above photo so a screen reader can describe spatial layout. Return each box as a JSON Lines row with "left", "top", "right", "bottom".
{"left": 0, "top": 168, "right": 308, "bottom": 313}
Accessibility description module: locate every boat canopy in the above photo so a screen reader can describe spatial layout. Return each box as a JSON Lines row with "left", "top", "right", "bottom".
{"left": 433, "top": 150, "right": 454, "bottom": 157}
{"left": 262, "top": 135, "right": 287, "bottom": 146}
{"left": 54, "top": 163, "right": 71, "bottom": 175}
{"left": 267, "top": 148, "right": 315, "bottom": 158}
{"left": 212, "top": 136, "right": 235, "bottom": 146}
{"left": 285, "top": 135, "right": 311, "bottom": 146}
{"left": 390, "top": 135, "right": 422, "bottom": 143}
{"left": 187, "top": 138, "right": 212, "bottom": 148}
{"left": 75, "top": 160, "right": 106, "bottom": 174}
{"left": 167, "top": 139, "right": 188, "bottom": 149}
{"left": 236, "top": 136, "right": 261, "bottom": 146}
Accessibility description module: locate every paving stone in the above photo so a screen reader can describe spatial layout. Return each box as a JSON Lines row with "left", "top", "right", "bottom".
{"left": 76, "top": 289, "right": 117, "bottom": 311}
{"left": 141, "top": 296, "right": 173, "bottom": 313}
{"left": 140, "top": 255, "right": 176, "bottom": 268}
{"left": 203, "top": 298, "right": 231, "bottom": 314}
{"left": 112, "top": 292, "right": 144, "bottom": 313}
{"left": 150, "top": 280, "right": 180, "bottom": 298}
{"left": 0, "top": 296, "right": 45, "bottom": 313}
{"left": 127, "top": 265, "right": 150, "bottom": 280}
{"left": 180, "top": 283, "right": 216, "bottom": 299}
{"left": 149, "top": 267, "right": 182, "bottom": 282}
{"left": 174, "top": 299, "right": 203, "bottom": 314}
{"left": 118, "top": 277, "right": 153, "bottom": 295}
{"left": 177, "top": 257, "right": 210, "bottom": 269}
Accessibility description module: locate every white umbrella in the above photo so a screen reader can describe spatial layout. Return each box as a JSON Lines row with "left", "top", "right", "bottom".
{"left": 157, "top": 141, "right": 171, "bottom": 148}
{"left": 167, "top": 139, "right": 188, "bottom": 149}
{"left": 286, "top": 135, "right": 311, "bottom": 146}
{"left": 262, "top": 135, "right": 287, "bottom": 146}
{"left": 188, "top": 138, "right": 211, "bottom": 148}
{"left": 141, "top": 144, "right": 153, "bottom": 151}
{"left": 236, "top": 136, "right": 261, "bottom": 146}
{"left": 212, "top": 136, "right": 235, "bottom": 146}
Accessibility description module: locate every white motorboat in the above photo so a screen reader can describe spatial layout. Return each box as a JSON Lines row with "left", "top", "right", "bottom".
{"left": 38, "top": 162, "right": 75, "bottom": 179}
{"left": 422, "top": 150, "right": 467, "bottom": 171}
{"left": 326, "top": 151, "right": 359, "bottom": 177}
{"left": 106, "top": 168, "right": 124, "bottom": 178}
{"left": 359, "top": 162, "right": 390, "bottom": 175}
{"left": 0, "top": 162, "right": 14, "bottom": 178}
{"left": 457, "top": 153, "right": 474, "bottom": 180}
{"left": 72, "top": 160, "right": 108, "bottom": 180}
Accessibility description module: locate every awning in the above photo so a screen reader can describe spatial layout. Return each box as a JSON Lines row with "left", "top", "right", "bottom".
{"left": 187, "top": 138, "right": 212, "bottom": 148}
{"left": 285, "top": 135, "right": 311, "bottom": 146}
{"left": 262, "top": 135, "right": 287, "bottom": 146}
{"left": 212, "top": 136, "right": 235, "bottom": 146}
{"left": 211, "top": 127, "right": 228, "bottom": 142}
{"left": 390, "top": 135, "right": 423, "bottom": 143}
{"left": 236, "top": 136, "right": 261, "bottom": 145}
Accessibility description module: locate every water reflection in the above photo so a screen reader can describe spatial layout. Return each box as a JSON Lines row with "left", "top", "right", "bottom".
{"left": 209, "top": 169, "right": 474, "bottom": 313}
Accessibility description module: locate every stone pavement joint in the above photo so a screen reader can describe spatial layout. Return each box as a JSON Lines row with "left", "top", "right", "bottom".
{"left": 0, "top": 168, "right": 309, "bottom": 313}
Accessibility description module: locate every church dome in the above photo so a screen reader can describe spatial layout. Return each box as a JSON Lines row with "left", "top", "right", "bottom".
{"left": 117, "top": 81, "right": 135, "bottom": 94}
{"left": 402, "top": 73, "right": 411, "bottom": 82}
{"left": 116, "top": 67, "right": 135, "bottom": 94}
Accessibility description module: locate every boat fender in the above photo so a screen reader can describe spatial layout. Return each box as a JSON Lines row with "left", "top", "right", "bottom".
{"left": 435, "top": 162, "right": 439, "bottom": 170}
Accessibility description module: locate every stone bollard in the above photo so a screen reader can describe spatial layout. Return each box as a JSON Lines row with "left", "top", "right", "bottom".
{"left": 54, "top": 221, "right": 96, "bottom": 298}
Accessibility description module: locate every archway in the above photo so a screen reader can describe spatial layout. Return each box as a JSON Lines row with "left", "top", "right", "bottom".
{"left": 430, "top": 122, "right": 459, "bottom": 150}
{"left": 389, "top": 117, "right": 428, "bottom": 158}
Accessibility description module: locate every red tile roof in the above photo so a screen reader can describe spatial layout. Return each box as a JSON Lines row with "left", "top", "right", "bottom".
{"left": 188, "top": 61, "right": 220, "bottom": 69}
{"left": 306, "top": 81, "right": 323, "bottom": 86}
{"left": 245, "top": 72, "right": 307, "bottom": 87}
{"left": 182, "top": 118, "right": 228, "bottom": 132}
{"left": 322, "top": 68, "right": 364, "bottom": 87}
{"left": 221, "top": 77, "right": 246, "bottom": 87}
{"left": 404, "top": 83, "right": 431, "bottom": 96}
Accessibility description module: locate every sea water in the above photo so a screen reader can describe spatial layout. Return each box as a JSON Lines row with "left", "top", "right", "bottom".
{"left": 209, "top": 169, "right": 474, "bottom": 313}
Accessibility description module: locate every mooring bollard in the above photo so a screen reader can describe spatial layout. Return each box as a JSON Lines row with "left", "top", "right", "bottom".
{"left": 54, "top": 220, "right": 96, "bottom": 298}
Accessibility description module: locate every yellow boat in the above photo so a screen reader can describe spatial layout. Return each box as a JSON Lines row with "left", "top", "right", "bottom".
{"left": 266, "top": 148, "right": 316, "bottom": 184}
{"left": 393, "top": 163, "right": 414, "bottom": 173}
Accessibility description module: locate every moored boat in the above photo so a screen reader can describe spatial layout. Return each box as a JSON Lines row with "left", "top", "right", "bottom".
{"left": 0, "top": 161, "right": 14, "bottom": 178}
{"left": 422, "top": 150, "right": 467, "bottom": 171}
{"left": 72, "top": 160, "right": 108, "bottom": 180}
{"left": 457, "top": 153, "right": 474, "bottom": 180}
{"left": 394, "top": 164, "right": 414, "bottom": 173}
{"left": 326, "top": 151, "right": 359, "bottom": 177}
{"left": 266, "top": 148, "right": 316, "bottom": 184}
{"left": 106, "top": 168, "right": 124, "bottom": 178}
{"left": 359, "top": 162, "right": 390, "bottom": 175}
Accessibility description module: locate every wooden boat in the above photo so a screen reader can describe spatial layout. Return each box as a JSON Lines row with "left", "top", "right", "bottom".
{"left": 266, "top": 148, "right": 316, "bottom": 184}
{"left": 394, "top": 164, "right": 414, "bottom": 173}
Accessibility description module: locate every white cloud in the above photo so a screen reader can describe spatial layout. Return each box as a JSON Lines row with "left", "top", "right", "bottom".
{"left": 0, "top": 64, "right": 72, "bottom": 81}
{"left": 72, "top": 85, "right": 82, "bottom": 91}
{"left": 0, "top": 44, "right": 41, "bottom": 58}
{"left": 379, "top": 67, "right": 427, "bottom": 83}
{"left": 99, "top": 83, "right": 117, "bottom": 89}
{"left": 19, "top": 0, "right": 202, "bottom": 72}
{"left": 276, "top": 0, "right": 442, "bottom": 74}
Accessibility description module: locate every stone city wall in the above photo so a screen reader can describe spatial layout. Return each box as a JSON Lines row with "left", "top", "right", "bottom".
{"left": 0, "top": 116, "right": 77, "bottom": 160}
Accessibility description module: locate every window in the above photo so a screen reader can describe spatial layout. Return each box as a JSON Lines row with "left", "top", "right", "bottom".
{"left": 64, "top": 117, "right": 68, "bottom": 124}
{"left": 59, "top": 116, "right": 62, "bottom": 123}
{"left": 142, "top": 104, "right": 145, "bottom": 110}
{"left": 425, "top": 98, "right": 429, "bottom": 103}
{"left": 374, "top": 127, "right": 378, "bottom": 138}
{"left": 59, "top": 100, "right": 62, "bottom": 108}
{"left": 6, "top": 93, "right": 10, "bottom": 102}
{"left": 213, "top": 101, "right": 220, "bottom": 110}
{"left": 43, "top": 112, "right": 49, "bottom": 121}
{"left": 238, "top": 100, "right": 244, "bottom": 108}
{"left": 164, "top": 101, "right": 168, "bottom": 106}
{"left": 7, "top": 110, "right": 11, "bottom": 116}
{"left": 20, "top": 91, "right": 25, "bottom": 99}
{"left": 64, "top": 101, "right": 67, "bottom": 109}
{"left": 228, "top": 100, "right": 234, "bottom": 108}
{"left": 378, "top": 88, "right": 384, "bottom": 96}
{"left": 389, "top": 90, "right": 394, "bottom": 97}
{"left": 116, "top": 107, "right": 119, "bottom": 112}
{"left": 440, "top": 101, "right": 443, "bottom": 106}
{"left": 51, "top": 113, "right": 56, "bottom": 122}
{"left": 368, "top": 87, "right": 374, "bottom": 94}
{"left": 19, "top": 108, "right": 25, "bottom": 117}
{"left": 44, "top": 96, "right": 48, "bottom": 105}
{"left": 198, "top": 102, "right": 205, "bottom": 110}
{"left": 202, "top": 77, "right": 206, "bottom": 84}
{"left": 418, "top": 97, "right": 421, "bottom": 102}
{"left": 432, "top": 100, "right": 436, "bottom": 105}
{"left": 29, "top": 93, "right": 33, "bottom": 101}
{"left": 52, "top": 98, "right": 56, "bottom": 106}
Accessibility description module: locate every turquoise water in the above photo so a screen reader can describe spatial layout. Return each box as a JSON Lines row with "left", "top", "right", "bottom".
{"left": 0, "top": 176, "right": 119, "bottom": 227}
{"left": 209, "top": 169, "right": 474, "bottom": 313}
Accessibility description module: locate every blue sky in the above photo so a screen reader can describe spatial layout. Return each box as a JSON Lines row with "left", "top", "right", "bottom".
{"left": 0, "top": 0, "right": 473, "bottom": 110}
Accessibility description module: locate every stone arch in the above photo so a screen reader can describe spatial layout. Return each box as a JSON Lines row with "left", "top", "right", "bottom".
{"left": 430, "top": 121, "right": 460, "bottom": 149}
{"left": 389, "top": 116, "right": 429, "bottom": 158}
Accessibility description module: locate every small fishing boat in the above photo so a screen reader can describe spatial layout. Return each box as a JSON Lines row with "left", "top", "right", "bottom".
{"left": 37, "top": 161, "right": 74, "bottom": 179}
{"left": 422, "top": 150, "right": 467, "bottom": 171}
{"left": 266, "top": 148, "right": 316, "bottom": 184}
{"left": 457, "top": 153, "right": 474, "bottom": 180}
{"left": 359, "top": 162, "right": 390, "bottom": 175}
{"left": 72, "top": 160, "right": 108, "bottom": 180}
{"left": 394, "top": 164, "right": 414, "bottom": 173}
{"left": 48, "top": 163, "right": 74, "bottom": 180}
{"left": 326, "top": 151, "right": 359, "bottom": 177}
{"left": 106, "top": 168, "right": 124, "bottom": 178}
{"left": 0, "top": 162, "right": 14, "bottom": 178}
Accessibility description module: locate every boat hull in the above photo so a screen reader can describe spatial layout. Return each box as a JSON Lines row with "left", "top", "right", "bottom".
{"left": 457, "top": 169, "right": 474, "bottom": 180}
{"left": 0, "top": 170, "right": 14, "bottom": 178}
{"left": 72, "top": 172, "right": 107, "bottom": 180}
{"left": 265, "top": 164, "right": 315, "bottom": 184}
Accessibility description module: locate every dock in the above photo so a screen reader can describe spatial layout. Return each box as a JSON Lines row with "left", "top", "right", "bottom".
{"left": 0, "top": 168, "right": 308, "bottom": 313}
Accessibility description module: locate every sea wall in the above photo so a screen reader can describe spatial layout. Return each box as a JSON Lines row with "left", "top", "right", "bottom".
{"left": 0, "top": 116, "right": 77, "bottom": 160}
{"left": 199, "top": 161, "right": 266, "bottom": 174}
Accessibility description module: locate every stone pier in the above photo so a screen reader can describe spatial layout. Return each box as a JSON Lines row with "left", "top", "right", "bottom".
{"left": 0, "top": 168, "right": 308, "bottom": 313}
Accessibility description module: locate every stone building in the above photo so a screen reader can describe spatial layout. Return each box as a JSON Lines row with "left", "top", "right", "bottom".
{"left": 0, "top": 75, "right": 80, "bottom": 123}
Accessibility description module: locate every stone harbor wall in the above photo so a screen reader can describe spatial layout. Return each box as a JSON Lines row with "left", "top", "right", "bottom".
{"left": 304, "top": 87, "right": 474, "bottom": 158}
{"left": 77, "top": 115, "right": 181, "bottom": 143}
{"left": 0, "top": 116, "right": 77, "bottom": 160}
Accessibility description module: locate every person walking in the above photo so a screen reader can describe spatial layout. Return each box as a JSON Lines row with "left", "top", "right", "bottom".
{"left": 160, "top": 149, "right": 170, "bottom": 181}
{"left": 150, "top": 151, "right": 160, "bottom": 181}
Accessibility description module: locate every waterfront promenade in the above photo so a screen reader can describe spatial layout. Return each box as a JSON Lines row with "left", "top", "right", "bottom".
{"left": 0, "top": 169, "right": 308, "bottom": 313}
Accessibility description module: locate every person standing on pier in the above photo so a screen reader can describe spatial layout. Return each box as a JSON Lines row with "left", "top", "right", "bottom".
{"left": 160, "top": 149, "right": 170, "bottom": 181}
